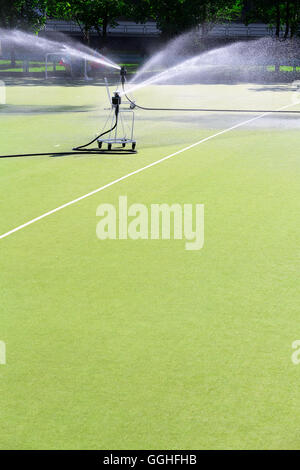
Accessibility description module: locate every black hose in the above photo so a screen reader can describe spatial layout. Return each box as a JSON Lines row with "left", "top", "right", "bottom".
{"left": 73, "top": 103, "right": 119, "bottom": 151}
{"left": 122, "top": 82, "right": 300, "bottom": 114}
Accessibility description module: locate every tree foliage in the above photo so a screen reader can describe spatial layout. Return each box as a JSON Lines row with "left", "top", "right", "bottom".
{"left": 48, "top": 0, "right": 125, "bottom": 43}
{"left": 0, "top": 0, "right": 299, "bottom": 41}
{"left": 0, "top": 0, "right": 47, "bottom": 30}
{"left": 241, "top": 0, "right": 300, "bottom": 37}
{"left": 129, "top": 0, "right": 239, "bottom": 37}
{"left": 0, "top": 0, "right": 47, "bottom": 65}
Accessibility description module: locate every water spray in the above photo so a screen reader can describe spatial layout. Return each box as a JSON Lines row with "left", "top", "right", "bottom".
{"left": 122, "top": 71, "right": 300, "bottom": 114}
{"left": 122, "top": 36, "right": 300, "bottom": 114}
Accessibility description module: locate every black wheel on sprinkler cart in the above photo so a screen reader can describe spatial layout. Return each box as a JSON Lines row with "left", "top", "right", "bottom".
{"left": 108, "top": 143, "right": 112, "bottom": 151}
{"left": 132, "top": 143, "right": 136, "bottom": 150}
{"left": 98, "top": 141, "right": 102, "bottom": 149}
{"left": 122, "top": 143, "right": 126, "bottom": 148}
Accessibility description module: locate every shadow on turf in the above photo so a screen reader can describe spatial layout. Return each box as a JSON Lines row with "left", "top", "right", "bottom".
{"left": 138, "top": 112, "right": 300, "bottom": 126}
{"left": 0, "top": 77, "right": 119, "bottom": 87}
{"left": 0, "top": 104, "right": 96, "bottom": 114}
{"left": 0, "top": 149, "right": 138, "bottom": 159}
{"left": 49, "top": 149, "right": 138, "bottom": 157}
{"left": 2, "top": 76, "right": 300, "bottom": 88}
{"left": 248, "top": 85, "right": 298, "bottom": 92}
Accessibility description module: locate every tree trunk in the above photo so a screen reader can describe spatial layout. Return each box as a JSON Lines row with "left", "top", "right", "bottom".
{"left": 0, "top": 9, "right": 7, "bottom": 28}
{"left": 290, "top": 0, "right": 299, "bottom": 37}
{"left": 284, "top": 0, "right": 290, "bottom": 38}
{"left": 102, "top": 13, "right": 108, "bottom": 39}
{"left": 84, "top": 27, "right": 90, "bottom": 46}
{"left": 275, "top": 1, "right": 281, "bottom": 37}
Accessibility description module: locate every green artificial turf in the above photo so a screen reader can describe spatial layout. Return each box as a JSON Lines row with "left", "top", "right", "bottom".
{"left": 0, "top": 60, "right": 65, "bottom": 73}
{"left": 0, "top": 80, "right": 300, "bottom": 449}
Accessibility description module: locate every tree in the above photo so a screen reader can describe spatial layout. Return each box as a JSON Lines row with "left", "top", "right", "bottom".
{"left": 49, "top": 0, "right": 125, "bottom": 44}
{"left": 240, "top": 0, "right": 300, "bottom": 38}
{"left": 0, "top": 0, "right": 47, "bottom": 30}
{"left": 129, "top": 0, "right": 239, "bottom": 38}
{"left": 198, "top": 0, "right": 241, "bottom": 37}
{"left": 0, "top": 0, "right": 47, "bottom": 65}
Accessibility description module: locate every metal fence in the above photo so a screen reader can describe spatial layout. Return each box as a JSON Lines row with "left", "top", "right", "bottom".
{"left": 205, "top": 24, "right": 276, "bottom": 38}
{"left": 43, "top": 20, "right": 286, "bottom": 38}
{"left": 43, "top": 20, "right": 160, "bottom": 36}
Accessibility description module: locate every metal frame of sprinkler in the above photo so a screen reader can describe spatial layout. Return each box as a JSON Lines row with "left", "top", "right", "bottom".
{"left": 97, "top": 67, "right": 136, "bottom": 151}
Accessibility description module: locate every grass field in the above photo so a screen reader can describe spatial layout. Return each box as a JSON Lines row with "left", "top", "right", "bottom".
{"left": 0, "top": 60, "right": 66, "bottom": 73}
{"left": 0, "top": 79, "right": 300, "bottom": 450}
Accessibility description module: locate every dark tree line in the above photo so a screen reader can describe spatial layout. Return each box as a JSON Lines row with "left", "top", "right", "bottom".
{"left": 0, "top": 0, "right": 299, "bottom": 42}
{"left": 242, "top": 0, "right": 300, "bottom": 38}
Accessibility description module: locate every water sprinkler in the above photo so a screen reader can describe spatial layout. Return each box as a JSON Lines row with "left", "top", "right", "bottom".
{"left": 96, "top": 81, "right": 136, "bottom": 151}
{"left": 112, "top": 91, "right": 121, "bottom": 107}
{"left": 120, "top": 66, "right": 127, "bottom": 85}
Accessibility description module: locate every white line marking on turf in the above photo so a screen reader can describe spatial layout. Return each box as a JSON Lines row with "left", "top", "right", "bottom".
{"left": 0, "top": 102, "right": 296, "bottom": 241}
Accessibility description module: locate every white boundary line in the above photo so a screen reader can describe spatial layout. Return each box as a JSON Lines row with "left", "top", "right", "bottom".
{"left": 0, "top": 103, "right": 296, "bottom": 241}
